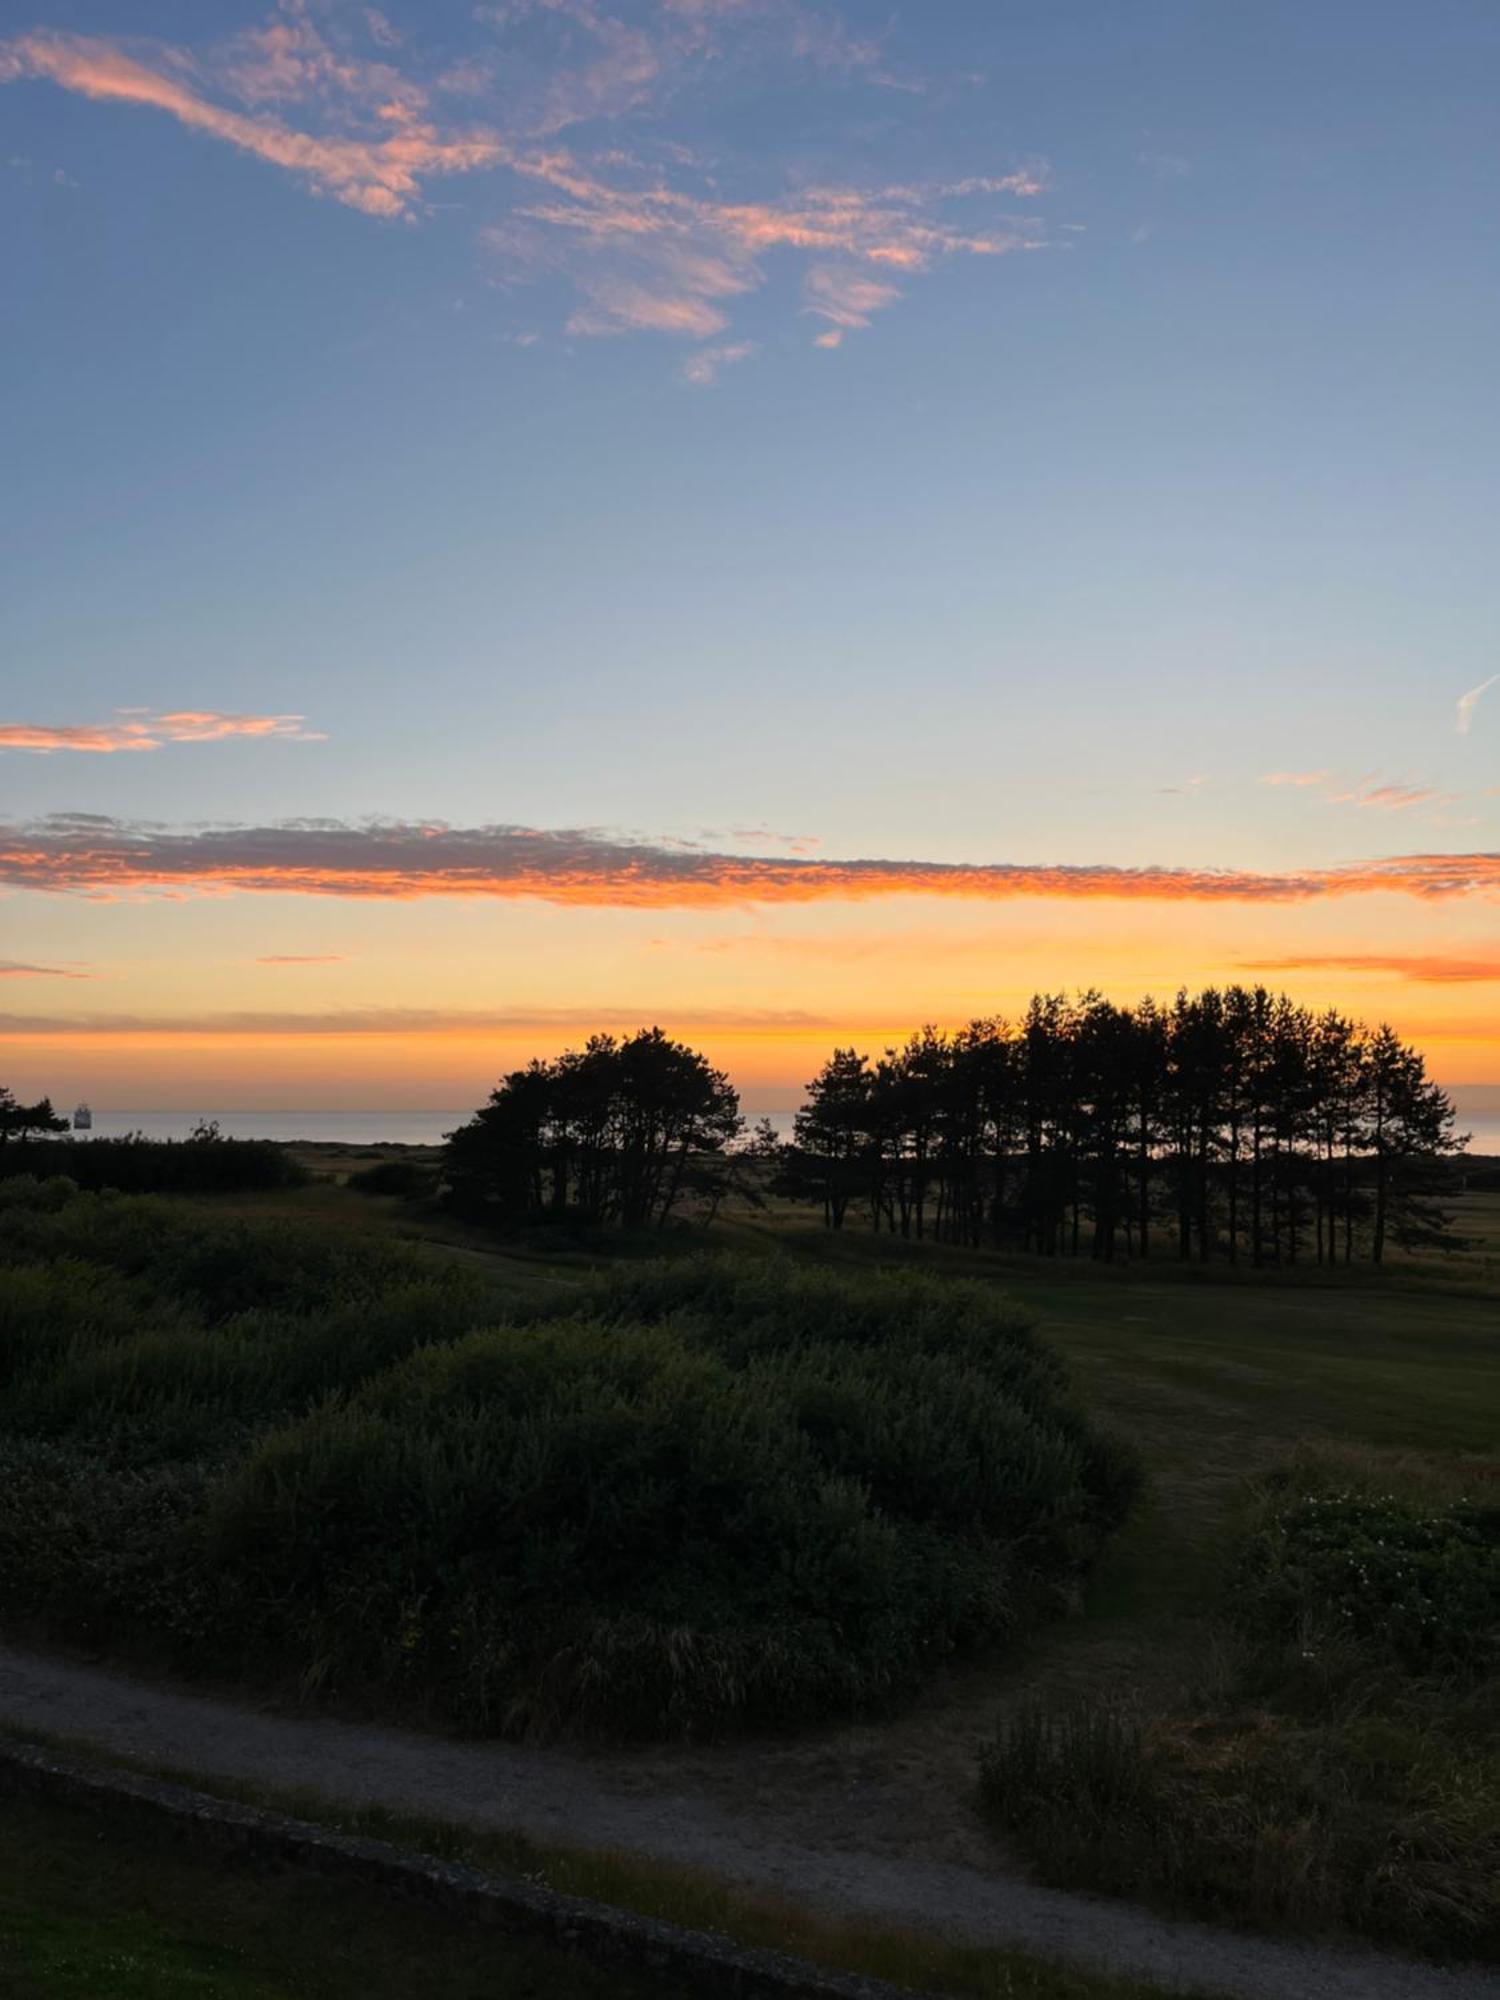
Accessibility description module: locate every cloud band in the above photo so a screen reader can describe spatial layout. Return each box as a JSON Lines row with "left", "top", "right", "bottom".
{"left": 2, "top": 816, "right": 1498, "bottom": 907}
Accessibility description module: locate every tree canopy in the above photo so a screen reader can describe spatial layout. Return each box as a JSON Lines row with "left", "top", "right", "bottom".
{"left": 780, "top": 988, "right": 1462, "bottom": 1266}
{"left": 445, "top": 1027, "right": 742, "bottom": 1230}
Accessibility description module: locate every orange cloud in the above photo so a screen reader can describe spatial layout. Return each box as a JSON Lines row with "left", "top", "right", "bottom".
{"left": 1260, "top": 770, "right": 1331, "bottom": 787}
{"left": 255, "top": 953, "right": 347, "bottom": 965}
{"left": 0, "top": 1004, "right": 836, "bottom": 1037}
{"left": 0, "top": 711, "right": 321, "bottom": 753}
{"left": 1240, "top": 953, "right": 1500, "bottom": 984}
{"left": 4, "top": 816, "right": 1500, "bottom": 908}
{"left": 0, "top": 29, "right": 503, "bottom": 217}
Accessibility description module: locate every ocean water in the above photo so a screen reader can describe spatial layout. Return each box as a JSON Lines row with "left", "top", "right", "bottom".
{"left": 61, "top": 1101, "right": 1500, "bottom": 1153}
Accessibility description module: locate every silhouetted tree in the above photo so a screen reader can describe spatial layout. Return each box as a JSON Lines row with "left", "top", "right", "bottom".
{"left": 783, "top": 990, "right": 1461, "bottom": 1266}
{"left": 445, "top": 1029, "right": 741, "bottom": 1230}
{"left": 0, "top": 1089, "right": 69, "bottom": 1146}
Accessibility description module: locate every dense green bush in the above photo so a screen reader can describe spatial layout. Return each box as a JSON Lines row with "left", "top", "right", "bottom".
{"left": 981, "top": 1453, "right": 1500, "bottom": 1960}
{"left": 0, "top": 1194, "right": 1137, "bottom": 1739}
{"left": 1232, "top": 1489, "right": 1499, "bottom": 1676}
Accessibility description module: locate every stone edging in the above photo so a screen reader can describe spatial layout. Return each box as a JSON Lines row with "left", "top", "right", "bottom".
{"left": 0, "top": 1737, "right": 931, "bottom": 2000}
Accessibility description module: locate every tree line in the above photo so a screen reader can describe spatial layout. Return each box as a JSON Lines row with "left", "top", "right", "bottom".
{"left": 781, "top": 989, "right": 1463, "bottom": 1265}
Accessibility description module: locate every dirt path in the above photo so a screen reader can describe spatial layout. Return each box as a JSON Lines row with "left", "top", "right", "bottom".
{"left": 1, "top": 1645, "right": 1491, "bottom": 2000}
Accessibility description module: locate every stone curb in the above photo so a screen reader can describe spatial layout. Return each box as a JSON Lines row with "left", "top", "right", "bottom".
{"left": 0, "top": 1738, "right": 932, "bottom": 2000}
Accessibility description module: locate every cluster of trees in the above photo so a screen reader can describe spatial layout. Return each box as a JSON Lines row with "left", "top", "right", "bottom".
{"left": 445, "top": 1028, "right": 742, "bottom": 1230}
{"left": 0, "top": 1089, "right": 68, "bottom": 1147}
{"left": 780, "top": 989, "right": 1462, "bottom": 1265}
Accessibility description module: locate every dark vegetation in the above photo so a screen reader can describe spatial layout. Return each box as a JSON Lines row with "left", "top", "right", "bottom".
{"left": 0, "top": 1179, "right": 1135, "bottom": 1738}
{"left": 782, "top": 988, "right": 1461, "bottom": 1263}
{"left": 981, "top": 1446, "right": 1500, "bottom": 1960}
{"left": 0, "top": 1089, "right": 68, "bottom": 1146}
{"left": 0, "top": 1778, "right": 1208, "bottom": 2000}
{"left": 445, "top": 1027, "right": 742, "bottom": 1230}
{"left": 0, "top": 1120, "right": 305, "bottom": 1195}
{"left": 0, "top": 1785, "right": 654, "bottom": 1999}
{"left": 346, "top": 1155, "right": 438, "bottom": 1199}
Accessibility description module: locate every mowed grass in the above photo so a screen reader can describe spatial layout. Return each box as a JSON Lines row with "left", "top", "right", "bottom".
{"left": 0, "top": 1789, "right": 650, "bottom": 1999}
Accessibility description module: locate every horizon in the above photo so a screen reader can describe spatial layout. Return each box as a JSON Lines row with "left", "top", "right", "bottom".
{"left": 6, "top": 2, "right": 1500, "bottom": 1102}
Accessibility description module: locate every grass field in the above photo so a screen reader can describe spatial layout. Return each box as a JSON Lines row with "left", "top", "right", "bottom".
{"left": 0, "top": 1788, "right": 650, "bottom": 1999}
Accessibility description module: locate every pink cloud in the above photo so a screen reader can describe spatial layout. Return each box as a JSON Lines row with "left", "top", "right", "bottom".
{"left": 4, "top": 6, "right": 1051, "bottom": 349}
{"left": 255, "top": 953, "right": 348, "bottom": 965}
{"left": 0, "top": 711, "right": 321, "bottom": 754}
{"left": 0, "top": 27, "right": 504, "bottom": 217}
{"left": 681, "top": 340, "right": 755, "bottom": 384}
{"left": 0, "top": 960, "right": 93, "bottom": 980}
{"left": 1260, "top": 770, "right": 1331, "bottom": 787}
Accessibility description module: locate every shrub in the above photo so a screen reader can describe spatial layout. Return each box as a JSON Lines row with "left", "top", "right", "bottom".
{"left": 981, "top": 1449, "right": 1500, "bottom": 1960}
{"left": 347, "top": 1157, "right": 437, "bottom": 1199}
{"left": 0, "top": 1202, "right": 1137, "bottom": 1742}
{"left": 203, "top": 1259, "right": 1137, "bottom": 1736}
{"left": 1232, "top": 1489, "right": 1499, "bottom": 1678}
{"left": 0, "top": 1131, "right": 306, "bottom": 1194}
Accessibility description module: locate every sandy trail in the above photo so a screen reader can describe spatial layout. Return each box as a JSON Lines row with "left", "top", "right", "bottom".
{"left": 1, "top": 1644, "right": 1492, "bottom": 2000}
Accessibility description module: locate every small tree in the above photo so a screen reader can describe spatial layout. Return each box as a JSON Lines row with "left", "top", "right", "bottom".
{"left": 0, "top": 1089, "right": 69, "bottom": 1146}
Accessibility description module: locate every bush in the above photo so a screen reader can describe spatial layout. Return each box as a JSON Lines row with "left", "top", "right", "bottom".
{"left": 203, "top": 1258, "right": 1137, "bottom": 1736}
{"left": 0, "top": 1201, "right": 1137, "bottom": 1741}
{"left": 981, "top": 1449, "right": 1500, "bottom": 1960}
{"left": 347, "top": 1157, "right": 438, "bottom": 1200}
{"left": 1232, "top": 1489, "right": 1499, "bottom": 1677}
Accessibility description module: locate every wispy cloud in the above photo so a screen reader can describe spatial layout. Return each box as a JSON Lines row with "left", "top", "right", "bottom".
{"left": 1329, "top": 780, "right": 1450, "bottom": 813}
{"left": 0, "top": 23, "right": 503, "bottom": 218}
{"left": 489, "top": 161, "right": 1043, "bottom": 343}
{"left": 681, "top": 340, "right": 755, "bottom": 385}
{"left": 255, "top": 953, "right": 347, "bottom": 965}
{"left": 1260, "top": 770, "right": 1331, "bottom": 788}
{"left": 3, "top": 815, "right": 1499, "bottom": 908}
{"left": 0, "top": 711, "right": 322, "bottom": 754}
{"left": 3, "top": 5, "right": 1049, "bottom": 353}
{"left": 1456, "top": 673, "right": 1499, "bottom": 736}
{"left": 0, "top": 959, "right": 93, "bottom": 980}
{"left": 1240, "top": 953, "right": 1500, "bottom": 985}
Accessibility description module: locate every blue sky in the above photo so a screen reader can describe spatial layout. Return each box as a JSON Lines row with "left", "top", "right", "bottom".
{"left": 3, "top": 1, "right": 1499, "bottom": 1103}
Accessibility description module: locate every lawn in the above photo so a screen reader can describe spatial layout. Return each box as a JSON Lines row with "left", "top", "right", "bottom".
{"left": 0, "top": 1789, "right": 649, "bottom": 1999}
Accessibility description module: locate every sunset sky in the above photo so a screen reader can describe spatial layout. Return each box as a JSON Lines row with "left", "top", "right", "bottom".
{"left": 3, "top": 0, "right": 1499, "bottom": 1111}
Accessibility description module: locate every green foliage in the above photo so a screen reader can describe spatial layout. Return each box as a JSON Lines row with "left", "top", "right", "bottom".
{"left": 1233, "top": 1489, "right": 1499, "bottom": 1676}
{"left": 981, "top": 1452, "right": 1500, "bottom": 1960}
{"left": 0, "top": 1196, "right": 1134, "bottom": 1740}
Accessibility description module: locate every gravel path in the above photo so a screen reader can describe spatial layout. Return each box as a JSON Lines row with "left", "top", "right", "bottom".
{"left": 0, "top": 1644, "right": 1491, "bottom": 2000}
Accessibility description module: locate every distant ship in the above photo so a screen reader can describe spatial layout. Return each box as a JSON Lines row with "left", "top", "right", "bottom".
{"left": 72, "top": 1102, "right": 92, "bottom": 1131}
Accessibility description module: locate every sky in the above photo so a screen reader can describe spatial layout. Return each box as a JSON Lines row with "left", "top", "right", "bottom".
{"left": 3, "top": 0, "right": 1499, "bottom": 1111}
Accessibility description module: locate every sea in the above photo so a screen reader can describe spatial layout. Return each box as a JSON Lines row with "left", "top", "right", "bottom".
{"left": 57, "top": 1097, "right": 1500, "bottom": 1155}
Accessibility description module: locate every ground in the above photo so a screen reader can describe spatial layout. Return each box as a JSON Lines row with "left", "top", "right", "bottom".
{"left": 2, "top": 1149, "right": 1496, "bottom": 1997}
